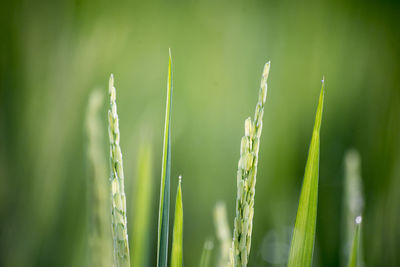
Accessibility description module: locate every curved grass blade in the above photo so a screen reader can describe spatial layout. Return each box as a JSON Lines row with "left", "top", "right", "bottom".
{"left": 131, "top": 141, "right": 153, "bottom": 267}
{"left": 157, "top": 49, "right": 173, "bottom": 267}
{"left": 348, "top": 216, "right": 362, "bottom": 267}
{"left": 287, "top": 80, "right": 325, "bottom": 267}
{"left": 108, "top": 75, "right": 131, "bottom": 267}
{"left": 171, "top": 176, "right": 183, "bottom": 267}
{"left": 199, "top": 238, "right": 214, "bottom": 267}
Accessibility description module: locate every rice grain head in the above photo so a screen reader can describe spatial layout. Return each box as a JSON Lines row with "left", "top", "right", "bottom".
{"left": 232, "top": 61, "right": 270, "bottom": 267}
{"left": 108, "top": 74, "right": 131, "bottom": 267}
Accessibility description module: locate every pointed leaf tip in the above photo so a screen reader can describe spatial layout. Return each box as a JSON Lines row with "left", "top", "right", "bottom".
{"left": 314, "top": 80, "right": 325, "bottom": 133}
{"left": 157, "top": 51, "right": 174, "bottom": 267}
{"left": 171, "top": 176, "right": 183, "bottom": 267}
{"left": 288, "top": 79, "right": 325, "bottom": 267}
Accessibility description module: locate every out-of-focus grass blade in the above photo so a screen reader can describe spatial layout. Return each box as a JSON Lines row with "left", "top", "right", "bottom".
{"left": 171, "top": 176, "right": 183, "bottom": 267}
{"left": 288, "top": 80, "right": 325, "bottom": 267}
{"left": 348, "top": 216, "right": 362, "bottom": 267}
{"left": 86, "top": 90, "right": 112, "bottom": 267}
{"left": 131, "top": 141, "right": 153, "bottom": 267}
{"left": 342, "top": 150, "right": 364, "bottom": 266}
{"left": 157, "top": 49, "right": 173, "bottom": 267}
{"left": 199, "top": 238, "right": 214, "bottom": 267}
{"left": 213, "top": 202, "right": 232, "bottom": 267}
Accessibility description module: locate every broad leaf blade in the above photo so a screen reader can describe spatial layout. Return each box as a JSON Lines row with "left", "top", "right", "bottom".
{"left": 288, "top": 80, "right": 325, "bottom": 267}
{"left": 157, "top": 49, "right": 173, "bottom": 267}
{"left": 348, "top": 216, "right": 362, "bottom": 267}
{"left": 171, "top": 176, "right": 183, "bottom": 267}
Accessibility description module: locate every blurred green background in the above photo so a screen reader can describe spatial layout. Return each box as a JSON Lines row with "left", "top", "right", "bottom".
{"left": 1, "top": 0, "right": 399, "bottom": 266}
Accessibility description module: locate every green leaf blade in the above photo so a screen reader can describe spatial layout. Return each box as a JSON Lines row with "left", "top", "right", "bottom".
{"left": 171, "top": 176, "right": 183, "bottom": 267}
{"left": 348, "top": 216, "right": 362, "bottom": 267}
{"left": 342, "top": 149, "right": 364, "bottom": 266}
{"left": 288, "top": 80, "right": 325, "bottom": 267}
{"left": 157, "top": 50, "right": 173, "bottom": 267}
{"left": 86, "top": 90, "right": 113, "bottom": 267}
{"left": 199, "top": 238, "right": 214, "bottom": 267}
{"left": 131, "top": 141, "right": 153, "bottom": 267}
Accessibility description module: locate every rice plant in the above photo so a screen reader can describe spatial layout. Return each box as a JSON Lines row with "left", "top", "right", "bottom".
{"left": 287, "top": 80, "right": 324, "bottom": 267}
{"left": 231, "top": 61, "right": 270, "bottom": 267}
{"left": 98, "top": 52, "right": 368, "bottom": 267}
{"left": 105, "top": 50, "right": 180, "bottom": 267}
{"left": 108, "top": 74, "right": 131, "bottom": 267}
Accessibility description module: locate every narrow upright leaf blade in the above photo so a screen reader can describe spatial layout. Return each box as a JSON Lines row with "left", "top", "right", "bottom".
{"left": 342, "top": 149, "right": 364, "bottom": 266}
{"left": 288, "top": 80, "right": 325, "bottom": 267}
{"left": 171, "top": 176, "right": 183, "bottom": 267}
{"left": 131, "top": 141, "right": 153, "bottom": 267}
{"left": 199, "top": 238, "right": 214, "bottom": 267}
{"left": 348, "top": 216, "right": 362, "bottom": 267}
{"left": 86, "top": 90, "right": 112, "bottom": 267}
{"left": 213, "top": 202, "right": 232, "bottom": 267}
{"left": 157, "top": 50, "right": 173, "bottom": 267}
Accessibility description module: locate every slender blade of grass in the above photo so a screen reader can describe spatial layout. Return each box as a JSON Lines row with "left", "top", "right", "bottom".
{"left": 348, "top": 216, "right": 362, "bottom": 267}
{"left": 287, "top": 80, "right": 325, "bottom": 267}
{"left": 157, "top": 49, "right": 173, "bottom": 267}
{"left": 214, "top": 202, "right": 232, "bottom": 267}
{"left": 86, "top": 90, "right": 112, "bottom": 267}
{"left": 171, "top": 176, "right": 183, "bottom": 267}
{"left": 199, "top": 238, "right": 214, "bottom": 267}
{"left": 108, "top": 75, "right": 131, "bottom": 267}
{"left": 342, "top": 150, "right": 364, "bottom": 266}
{"left": 131, "top": 141, "right": 153, "bottom": 267}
